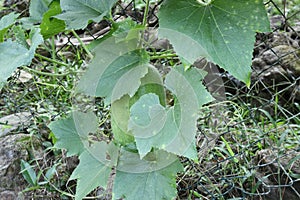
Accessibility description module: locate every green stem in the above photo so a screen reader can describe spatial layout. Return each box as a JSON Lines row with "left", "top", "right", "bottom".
{"left": 34, "top": 82, "right": 72, "bottom": 92}
{"left": 35, "top": 53, "right": 69, "bottom": 67}
{"left": 71, "top": 29, "right": 93, "bottom": 59}
{"left": 142, "top": 0, "right": 150, "bottom": 27}
{"left": 139, "top": 0, "right": 150, "bottom": 48}
{"left": 150, "top": 53, "right": 177, "bottom": 60}
{"left": 22, "top": 66, "right": 70, "bottom": 77}
{"left": 49, "top": 36, "right": 56, "bottom": 68}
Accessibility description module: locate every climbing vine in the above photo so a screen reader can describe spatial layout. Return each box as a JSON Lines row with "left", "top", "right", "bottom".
{"left": 0, "top": 0, "right": 270, "bottom": 199}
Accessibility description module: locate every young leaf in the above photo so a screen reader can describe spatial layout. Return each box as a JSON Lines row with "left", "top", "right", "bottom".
{"left": 70, "top": 142, "right": 118, "bottom": 200}
{"left": 111, "top": 65, "right": 166, "bottom": 145}
{"left": 20, "top": 160, "right": 37, "bottom": 186}
{"left": 114, "top": 149, "right": 183, "bottom": 200}
{"left": 128, "top": 93, "right": 167, "bottom": 158}
{"left": 56, "top": 0, "right": 118, "bottom": 30}
{"left": 76, "top": 33, "right": 150, "bottom": 105}
{"left": 48, "top": 111, "right": 98, "bottom": 156}
{"left": 158, "top": 0, "right": 270, "bottom": 85}
{"left": 40, "top": 0, "right": 65, "bottom": 39}
{"left": 129, "top": 66, "right": 213, "bottom": 159}
{"left": 0, "top": 28, "right": 43, "bottom": 89}
{"left": 87, "top": 19, "right": 145, "bottom": 52}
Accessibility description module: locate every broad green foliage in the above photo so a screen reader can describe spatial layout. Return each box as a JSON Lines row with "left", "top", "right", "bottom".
{"left": 29, "top": 0, "right": 53, "bottom": 22}
{"left": 56, "top": 0, "right": 118, "bottom": 29}
{"left": 114, "top": 149, "right": 183, "bottom": 200}
{"left": 0, "top": 0, "right": 271, "bottom": 199}
{"left": 48, "top": 111, "right": 98, "bottom": 156}
{"left": 70, "top": 142, "right": 118, "bottom": 200}
{"left": 111, "top": 95, "right": 136, "bottom": 144}
{"left": 129, "top": 66, "right": 213, "bottom": 159}
{"left": 0, "top": 12, "right": 19, "bottom": 41}
{"left": 76, "top": 35, "right": 149, "bottom": 104}
{"left": 0, "top": 28, "right": 43, "bottom": 89}
{"left": 40, "top": 0, "right": 65, "bottom": 39}
{"left": 111, "top": 64, "right": 166, "bottom": 145}
{"left": 20, "top": 0, "right": 53, "bottom": 26}
{"left": 158, "top": 0, "right": 270, "bottom": 85}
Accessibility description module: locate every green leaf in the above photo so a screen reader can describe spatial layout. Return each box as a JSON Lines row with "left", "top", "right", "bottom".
{"left": 76, "top": 33, "right": 150, "bottom": 104}
{"left": 128, "top": 93, "right": 167, "bottom": 158}
{"left": 56, "top": 0, "right": 118, "bottom": 30}
{"left": 111, "top": 95, "right": 135, "bottom": 145}
{"left": 48, "top": 111, "right": 98, "bottom": 156}
{"left": 114, "top": 149, "right": 183, "bottom": 200}
{"left": 129, "top": 64, "right": 166, "bottom": 107}
{"left": 112, "top": 19, "right": 145, "bottom": 43}
{"left": 20, "top": 160, "right": 37, "bottom": 186}
{"left": 111, "top": 65, "right": 166, "bottom": 145}
{"left": 0, "top": 12, "right": 19, "bottom": 42}
{"left": 164, "top": 66, "right": 213, "bottom": 157}
{"left": 158, "top": 0, "right": 270, "bottom": 85}
{"left": 16, "top": 0, "right": 52, "bottom": 28}
{"left": 70, "top": 142, "right": 118, "bottom": 200}
{"left": 29, "top": 0, "right": 53, "bottom": 23}
{"left": 129, "top": 66, "right": 213, "bottom": 159}
{"left": 170, "top": 65, "right": 214, "bottom": 107}
{"left": 45, "top": 165, "right": 56, "bottom": 181}
{"left": 40, "top": 0, "right": 65, "bottom": 39}
{"left": 0, "top": 28, "right": 43, "bottom": 89}
{"left": 12, "top": 25, "right": 28, "bottom": 48}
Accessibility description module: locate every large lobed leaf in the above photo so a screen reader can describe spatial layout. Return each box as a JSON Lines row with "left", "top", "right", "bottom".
{"left": 48, "top": 111, "right": 98, "bottom": 156}
{"left": 76, "top": 34, "right": 150, "bottom": 105}
{"left": 56, "top": 0, "right": 118, "bottom": 29}
{"left": 114, "top": 149, "right": 183, "bottom": 200}
{"left": 70, "top": 142, "right": 118, "bottom": 200}
{"left": 158, "top": 0, "right": 270, "bottom": 85}
{"left": 0, "top": 28, "right": 43, "bottom": 89}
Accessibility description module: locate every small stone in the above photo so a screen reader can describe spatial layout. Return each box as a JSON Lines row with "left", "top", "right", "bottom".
{"left": 0, "top": 134, "right": 29, "bottom": 197}
{"left": 16, "top": 70, "right": 33, "bottom": 83}
{"left": 0, "top": 191, "right": 16, "bottom": 200}
{"left": 0, "top": 112, "right": 31, "bottom": 138}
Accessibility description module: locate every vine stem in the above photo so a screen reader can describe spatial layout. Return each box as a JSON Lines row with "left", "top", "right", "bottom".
{"left": 150, "top": 53, "right": 177, "bottom": 60}
{"left": 139, "top": 0, "right": 150, "bottom": 48}
{"left": 142, "top": 0, "right": 150, "bottom": 27}
{"left": 22, "top": 66, "right": 70, "bottom": 77}
{"left": 35, "top": 53, "right": 69, "bottom": 67}
{"left": 71, "top": 29, "right": 94, "bottom": 59}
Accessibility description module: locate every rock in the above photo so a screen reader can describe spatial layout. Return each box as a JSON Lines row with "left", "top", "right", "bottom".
{"left": 0, "top": 191, "right": 16, "bottom": 200}
{"left": 0, "top": 134, "right": 29, "bottom": 198}
{"left": 16, "top": 70, "right": 33, "bottom": 83}
{"left": 261, "top": 45, "right": 300, "bottom": 76}
{"left": 251, "top": 30, "right": 300, "bottom": 114}
{"left": 0, "top": 112, "right": 32, "bottom": 137}
{"left": 256, "top": 149, "right": 300, "bottom": 200}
